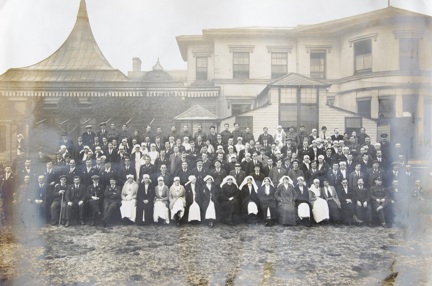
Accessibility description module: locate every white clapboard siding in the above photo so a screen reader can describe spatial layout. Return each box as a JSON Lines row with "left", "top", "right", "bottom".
{"left": 319, "top": 90, "right": 377, "bottom": 143}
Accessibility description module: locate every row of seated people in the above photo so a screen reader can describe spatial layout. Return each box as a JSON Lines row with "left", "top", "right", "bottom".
{"left": 10, "top": 167, "right": 424, "bottom": 229}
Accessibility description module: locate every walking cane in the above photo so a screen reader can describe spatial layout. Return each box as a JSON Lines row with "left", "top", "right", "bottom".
{"left": 59, "top": 192, "right": 64, "bottom": 225}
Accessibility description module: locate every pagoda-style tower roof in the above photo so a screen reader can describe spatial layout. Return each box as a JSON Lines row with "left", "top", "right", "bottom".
{"left": 0, "top": 0, "right": 128, "bottom": 82}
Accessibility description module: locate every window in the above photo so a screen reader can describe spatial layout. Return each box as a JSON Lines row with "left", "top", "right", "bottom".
{"left": 357, "top": 99, "right": 371, "bottom": 118}
{"left": 354, "top": 39, "right": 372, "bottom": 73}
{"left": 231, "top": 104, "right": 251, "bottom": 116}
{"left": 233, "top": 52, "right": 249, "bottom": 79}
{"left": 400, "top": 38, "right": 419, "bottom": 71}
{"left": 271, "top": 52, "right": 287, "bottom": 79}
{"left": 0, "top": 125, "right": 5, "bottom": 151}
{"left": 378, "top": 97, "right": 395, "bottom": 118}
{"left": 279, "top": 87, "right": 318, "bottom": 132}
{"left": 403, "top": 95, "right": 418, "bottom": 114}
{"left": 310, "top": 51, "right": 326, "bottom": 79}
{"left": 235, "top": 116, "right": 253, "bottom": 133}
{"left": 196, "top": 57, "right": 208, "bottom": 80}
{"left": 345, "top": 117, "right": 362, "bottom": 135}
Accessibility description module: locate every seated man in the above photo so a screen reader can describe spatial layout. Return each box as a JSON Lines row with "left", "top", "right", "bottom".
{"left": 65, "top": 176, "right": 86, "bottom": 227}
{"left": 50, "top": 175, "right": 68, "bottom": 226}
{"left": 102, "top": 177, "right": 121, "bottom": 227}
{"left": 370, "top": 176, "right": 390, "bottom": 227}
{"left": 86, "top": 175, "right": 104, "bottom": 226}
{"left": 353, "top": 178, "right": 372, "bottom": 226}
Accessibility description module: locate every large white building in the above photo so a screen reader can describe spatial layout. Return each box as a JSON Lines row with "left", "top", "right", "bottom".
{"left": 176, "top": 7, "right": 432, "bottom": 160}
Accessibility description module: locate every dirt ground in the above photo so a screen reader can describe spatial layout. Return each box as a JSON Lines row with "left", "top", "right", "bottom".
{"left": 1, "top": 211, "right": 431, "bottom": 286}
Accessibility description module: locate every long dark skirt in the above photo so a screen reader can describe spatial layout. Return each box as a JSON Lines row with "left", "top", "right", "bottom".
{"left": 327, "top": 200, "right": 341, "bottom": 223}
{"left": 277, "top": 202, "right": 296, "bottom": 225}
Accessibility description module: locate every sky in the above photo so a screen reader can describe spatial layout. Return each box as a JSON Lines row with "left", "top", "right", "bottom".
{"left": 0, "top": 0, "right": 431, "bottom": 75}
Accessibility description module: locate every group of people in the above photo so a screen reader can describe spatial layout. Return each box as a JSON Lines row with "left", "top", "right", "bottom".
{"left": 0, "top": 122, "right": 425, "bottom": 229}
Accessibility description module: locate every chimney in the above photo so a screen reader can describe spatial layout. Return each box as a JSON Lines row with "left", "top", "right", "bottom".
{"left": 132, "top": 57, "right": 142, "bottom": 72}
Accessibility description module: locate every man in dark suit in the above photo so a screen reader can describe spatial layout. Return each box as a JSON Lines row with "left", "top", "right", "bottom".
{"left": 80, "top": 159, "right": 97, "bottom": 187}
{"left": 268, "top": 159, "right": 287, "bottom": 185}
{"left": 104, "top": 142, "right": 118, "bottom": 164}
{"left": 118, "top": 157, "right": 136, "bottom": 185}
{"left": 330, "top": 128, "right": 344, "bottom": 141}
{"left": 297, "top": 140, "right": 310, "bottom": 161}
{"left": 327, "top": 162, "right": 343, "bottom": 189}
{"left": 34, "top": 175, "right": 48, "bottom": 225}
{"left": 305, "top": 160, "right": 320, "bottom": 187}
{"left": 17, "top": 159, "right": 37, "bottom": 184}
{"left": 250, "top": 164, "right": 265, "bottom": 188}
{"left": 169, "top": 146, "right": 182, "bottom": 176}
{"left": 348, "top": 163, "right": 365, "bottom": 190}
{"left": 140, "top": 156, "right": 157, "bottom": 179}
{"left": 65, "top": 176, "right": 87, "bottom": 227}
{"left": 353, "top": 178, "right": 371, "bottom": 225}
{"left": 82, "top": 125, "right": 96, "bottom": 146}
{"left": 97, "top": 122, "right": 109, "bottom": 142}
{"left": 153, "top": 164, "right": 172, "bottom": 188}
{"left": 364, "top": 161, "right": 385, "bottom": 189}
{"left": 86, "top": 175, "right": 104, "bottom": 226}
{"left": 1, "top": 166, "right": 16, "bottom": 224}
{"left": 190, "top": 159, "right": 209, "bottom": 188}
{"left": 100, "top": 161, "right": 116, "bottom": 187}
{"left": 177, "top": 161, "right": 192, "bottom": 186}
{"left": 63, "top": 159, "right": 79, "bottom": 184}
{"left": 384, "top": 162, "right": 401, "bottom": 188}
{"left": 241, "top": 153, "right": 255, "bottom": 177}
{"left": 209, "top": 160, "right": 227, "bottom": 188}
{"left": 229, "top": 163, "right": 246, "bottom": 186}
{"left": 50, "top": 175, "right": 68, "bottom": 225}
{"left": 336, "top": 178, "right": 359, "bottom": 225}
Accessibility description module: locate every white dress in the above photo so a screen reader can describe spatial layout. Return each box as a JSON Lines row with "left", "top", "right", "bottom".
{"left": 188, "top": 184, "right": 201, "bottom": 222}
{"left": 309, "top": 186, "right": 329, "bottom": 223}
{"left": 247, "top": 185, "right": 259, "bottom": 215}
{"left": 120, "top": 183, "right": 137, "bottom": 222}
{"left": 205, "top": 184, "right": 216, "bottom": 220}
{"left": 153, "top": 187, "right": 169, "bottom": 223}
{"left": 170, "top": 186, "right": 185, "bottom": 219}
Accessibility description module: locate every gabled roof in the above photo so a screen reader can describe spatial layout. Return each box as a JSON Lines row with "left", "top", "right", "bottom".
{"left": 0, "top": 0, "right": 128, "bottom": 82}
{"left": 174, "top": 105, "right": 219, "bottom": 121}
{"left": 269, "top": 73, "right": 330, "bottom": 87}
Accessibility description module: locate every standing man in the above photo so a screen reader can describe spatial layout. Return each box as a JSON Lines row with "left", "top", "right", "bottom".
{"left": 0, "top": 166, "right": 15, "bottom": 224}
{"left": 82, "top": 125, "right": 96, "bottom": 146}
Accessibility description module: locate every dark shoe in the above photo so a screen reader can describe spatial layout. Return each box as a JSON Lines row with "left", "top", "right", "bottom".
{"left": 209, "top": 221, "right": 214, "bottom": 228}
{"left": 90, "top": 220, "right": 95, "bottom": 226}
{"left": 65, "top": 220, "right": 70, "bottom": 227}
{"left": 51, "top": 220, "right": 58, "bottom": 226}
{"left": 102, "top": 220, "right": 107, "bottom": 227}
{"left": 381, "top": 222, "right": 387, "bottom": 228}
{"left": 80, "top": 220, "right": 86, "bottom": 225}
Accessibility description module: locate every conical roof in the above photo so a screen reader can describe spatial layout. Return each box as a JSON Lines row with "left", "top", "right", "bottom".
{"left": 0, "top": 0, "right": 127, "bottom": 82}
